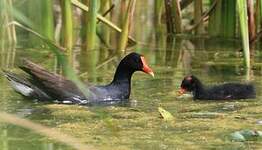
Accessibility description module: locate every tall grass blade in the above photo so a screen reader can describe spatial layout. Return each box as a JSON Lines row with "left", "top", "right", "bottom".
{"left": 237, "top": 0, "right": 250, "bottom": 68}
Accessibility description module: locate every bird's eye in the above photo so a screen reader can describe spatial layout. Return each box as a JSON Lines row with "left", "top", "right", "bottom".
{"left": 135, "top": 58, "right": 140, "bottom": 63}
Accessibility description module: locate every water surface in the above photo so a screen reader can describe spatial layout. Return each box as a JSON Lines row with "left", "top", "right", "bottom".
{"left": 1, "top": 36, "right": 262, "bottom": 149}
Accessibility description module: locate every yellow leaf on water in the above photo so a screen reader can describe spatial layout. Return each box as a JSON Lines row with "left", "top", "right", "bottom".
{"left": 158, "top": 107, "right": 174, "bottom": 121}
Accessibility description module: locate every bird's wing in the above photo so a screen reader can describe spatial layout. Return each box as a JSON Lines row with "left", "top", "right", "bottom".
{"left": 19, "top": 59, "right": 86, "bottom": 102}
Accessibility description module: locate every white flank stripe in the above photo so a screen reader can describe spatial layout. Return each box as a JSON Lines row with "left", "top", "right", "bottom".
{"left": 10, "top": 80, "right": 33, "bottom": 96}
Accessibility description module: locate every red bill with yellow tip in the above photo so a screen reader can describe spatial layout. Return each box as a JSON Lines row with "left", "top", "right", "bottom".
{"left": 140, "top": 56, "right": 154, "bottom": 77}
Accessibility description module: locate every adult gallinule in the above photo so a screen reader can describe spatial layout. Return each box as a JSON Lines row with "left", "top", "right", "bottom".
{"left": 179, "top": 75, "right": 256, "bottom": 100}
{"left": 3, "top": 52, "right": 154, "bottom": 104}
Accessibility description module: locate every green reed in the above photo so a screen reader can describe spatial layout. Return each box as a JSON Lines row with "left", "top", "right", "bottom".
{"left": 222, "top": 0, "right": 236, "bottom": 37}
{"left": 98, "top": 0, "right": 111, "bottom": 65}
{"left": 259, "top": 0, "right": 262, "bottom": 30}
{"left": 71, "top": 0, "right": 136, "bottom": 44}
{"left": 117, "top": 0, "right": 136, "bottom": 53}
{"left": 41, "top": 0, "right": 54, "bottom": 40}
{"left": 85, "top": 0, "right": 97, "bottom": 50}
{"left": 61, "top": 0, "right": 74, "bottom": 64}
{"left": 99, "top": 0, "right": 111, "bottom": 46}
{"left": 237, "top": 0, "right": 250, "bottom": 68}
{"left": 208, "top": 0, "right": 222, "bottom": 36}
{"left": 208, "top": 0, "right": 236, "bottom": 37}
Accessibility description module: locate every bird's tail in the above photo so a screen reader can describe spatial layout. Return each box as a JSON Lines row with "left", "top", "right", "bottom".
{"left": 2, "top": 69, "right": 34, "bottom": 97}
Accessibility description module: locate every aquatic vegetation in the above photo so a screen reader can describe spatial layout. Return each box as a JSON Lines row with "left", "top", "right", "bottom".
{"left": 0, "top": 1, "right": 262, "bottom": 149}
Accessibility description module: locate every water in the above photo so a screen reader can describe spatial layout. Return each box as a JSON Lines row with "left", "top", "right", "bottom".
{"left": 0, "top": 37, "right": 262, "bottom": 149}
{"left": 1, "top": 0, "right": 262, "bottom": 149}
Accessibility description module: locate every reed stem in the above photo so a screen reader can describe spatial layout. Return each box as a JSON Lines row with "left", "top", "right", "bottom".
{"left": 60, "top": 0, "right": 74, "bottom": 64}
{"left": 237, "top": 0, "right": 250, "bottom": 68}
{"left": 71, "top": 0, "right": 136, "bottom": 44}
{"left": 117, "top": 0, "right": 136, "bottom": 53}
{"left": 85, "top": 0, "right": 97, "bottom": 50}
{"left": 247, "top": 0, "right": 256, "bottom": 40}
{"left": 208, "top": 0, "right": 222, "bottom": 36}
{"left": 99, "top": 0, "right": 111, "bottom": 46}
{"left": 41, "top": 0, "right": 54, "bottom": 40}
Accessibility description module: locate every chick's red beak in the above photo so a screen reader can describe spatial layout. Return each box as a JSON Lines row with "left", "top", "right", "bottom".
{"left": 141, "top": 56, "right": 154, "bottom": 77}
{"left": 178, "top": 88, "right": 186, "bottom": 96}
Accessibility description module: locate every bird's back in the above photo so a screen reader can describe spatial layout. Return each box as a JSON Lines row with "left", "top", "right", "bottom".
{"left": 203, "top": 83, "right": 256, "bottom": 100}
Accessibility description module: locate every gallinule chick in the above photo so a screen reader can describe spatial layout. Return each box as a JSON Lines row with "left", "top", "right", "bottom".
{"left": 179, "top": 75, "right": 256, "bottom": 100}
{"left": 3, "top": 52, "right": 154, "bottom": 104}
